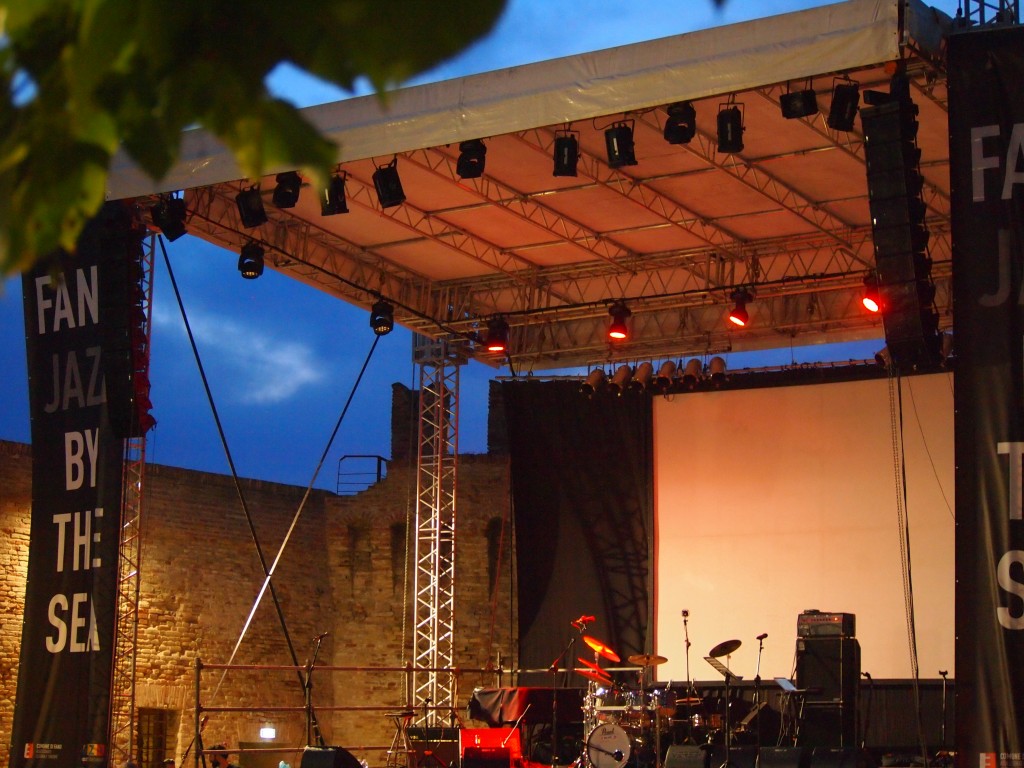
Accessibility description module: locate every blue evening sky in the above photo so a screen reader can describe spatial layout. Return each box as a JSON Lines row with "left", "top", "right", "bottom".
{"left": 0, "top": 1, "right": 961, "bottom": 491}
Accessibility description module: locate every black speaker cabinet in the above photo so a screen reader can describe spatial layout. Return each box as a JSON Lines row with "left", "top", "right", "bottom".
{"left": 797, "top": 638, "right": 860, "bottom": 747}
{"left": 299, "top": 747, "right": 362, "bottom": 768}
{"left": 757, "top": 747, "right": 810, "bottom": 768}
{"left": 809, "top": 748, "right": 870, "bottom": 768}
{"left": 664, "top": 745, "right": 707, "bottom": 768}
{"left": 705, "top": 746, "right": 757, "bottom": 768}
{"left": 461, "top": 747, "right": 510, "bottom": 768}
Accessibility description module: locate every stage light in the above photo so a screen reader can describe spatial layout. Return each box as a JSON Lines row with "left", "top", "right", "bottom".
{"left": 827, "top": 82, "right": 860, "bottom": 131}
{"left": 259, "top": 725, "right": 276, "bottom": 740}
{"left": 717, "top": 104, "right": 744, "bottom": 154}
{"left": 321, "top": 173, "right": 349, "bottom": 216}
{"left": 664, "top": 102, "right": 697, "bottom": 144}
{"left": 655, "top": 360, "right": 677, "bottom": 389}
{"left": 629, "top": 361, "right": 654, "bottom": 391}
{"left": 728, "top": 289, "right": 753, "bottom": 327}
{"left": 607, "top": 301, "right": 631, "bottom": 340}
{"left": 605, "top": 121, "right": 638, "bottom": 168}
{"left": 862, "top": 274, "right": 881, "bottom": 313}
{"left": 373, "top": 156, "right": 406, "bottom": 208}
{"left": 708, "top": 356, "right": 727, "bottom": 382}
{"left": 553, "top": 130, "right": 580, "bottom": 177}
{"left": 238, "top": 242, "right": 264, "bottom": 279}
{"left": 580, "top": 368, "right": 606, "bottom": 397}
{"left": 484, "top": 316, "right": 510, "bottom": 353}
{"left": 150, "top": 195, "right": 188, "bottom": 241}
{"left": 272, "top": 171, "right": 302, "bottom": 208}
{"left": 608, "top": 365, "right": 634, "bottom": 396}
{"left": 457, "top": 139, "right": 487, "bottom": 179}
{"left": 780, "top": 88, "right": 819, "bottom": 119}
{"left": 875, "top": 346, "right": 892, "bottom": 367}
{"left": 681, "top": 358, "right": 703, "bottom": 387}
{"left": 370, "top": 300, "right": 394, "bottom": 336}
{"left": 235, "top": 186, "right": 267, "bottom": 228}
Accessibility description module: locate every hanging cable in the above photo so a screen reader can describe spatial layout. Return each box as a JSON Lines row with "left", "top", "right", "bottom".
{"left": 158, "top": 236, "right": 329, "bottom": 743}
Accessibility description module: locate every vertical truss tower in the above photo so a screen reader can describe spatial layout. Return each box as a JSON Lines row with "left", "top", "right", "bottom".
{"left": 411, "top": 337, "right": 465, "bottom": 723}
{"left": 963, "top": 0, "right": 1019, "bottom": 23}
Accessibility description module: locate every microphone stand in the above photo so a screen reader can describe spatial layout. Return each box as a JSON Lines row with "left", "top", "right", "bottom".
{"left": 305, "top": 635, "right": 327, "bottom": 747}
{"left": 754, "top": 636, "right": 766, "bottom": 757}
{"left": 682, "top": 612, "right": 697, "bottom": 745}
{"left": 549, "top": 627, "right": 582, "bottom": 766}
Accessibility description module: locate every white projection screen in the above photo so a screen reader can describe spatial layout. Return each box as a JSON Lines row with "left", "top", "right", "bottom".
{"left": 653, "top": 372, "right": 954, "bottom": 683}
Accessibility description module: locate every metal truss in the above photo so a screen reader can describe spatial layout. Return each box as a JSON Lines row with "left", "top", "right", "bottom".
{"left": 963, "top": 0, "right": 1019, "bottom": 24}
{"left": 411, "top": 337, "right": 465, "bottom": 723}
{"left": 108, "top": 235, "right": 155, "bottom": 763}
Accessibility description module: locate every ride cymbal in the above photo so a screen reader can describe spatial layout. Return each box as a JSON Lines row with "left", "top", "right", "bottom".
{"left": 708, "top": 638, "right": 741, "bottom": 658}
{"left": 627, "top": 653, "right": 668, "bottom": 667}
{"left": 584, "top": 635, "right": 621, "bottom": 663}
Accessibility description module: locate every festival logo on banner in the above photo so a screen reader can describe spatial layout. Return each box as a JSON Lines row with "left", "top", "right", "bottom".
{"left": 9, "top": 204, "right": 143, "bottom": 768}
{"left": 948, "top": 25, "right": 1024, "bottom": 766}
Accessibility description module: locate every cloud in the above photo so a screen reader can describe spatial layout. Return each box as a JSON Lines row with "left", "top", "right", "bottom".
{"left": 151, "top": 303, "right": 325, "bottom": 405}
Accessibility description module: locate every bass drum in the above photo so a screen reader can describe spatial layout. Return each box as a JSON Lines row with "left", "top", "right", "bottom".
{"left": 586, "top": 723, "right": 631, "bottom": 768}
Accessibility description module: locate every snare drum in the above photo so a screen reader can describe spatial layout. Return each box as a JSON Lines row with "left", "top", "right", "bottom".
{"left": 586, "top": 723, "right": 631, "bottom": 768}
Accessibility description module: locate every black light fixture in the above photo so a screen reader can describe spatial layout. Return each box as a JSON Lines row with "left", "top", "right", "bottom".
{"left": 717, "top": 103, "right": 744, "bottom": 154}
{"left": 321, "top": 173, "right": 349, "bottom": 216}
{"left": 605, "top": 121, "right": 638, "bottom": 168}
{"left": 235, "top": 185, "right": 268, "bottom": 228}
{"left": 456, "top": 139, "right": 487, "bottom": 179}
{"left": 728, "top": 289, "right": 753, "bottom": 327}
{"left": 372, "top": 156, "right": 406, "bottom": 208}
{"left": 827, "top": 81, "right": 861, "bottom": 131}
{"left": 553, "top": 129, "right": 580, "bottom": 177}
{"left": 150, "top": 195, "right": 188, "bottom": 241}
{"left": 862, "top": 274, "right": 881, "bottom": 313}
{"left": 370, "top": 299, "right": 395, "bottom": 336}
{"left": 664, "top": 101, "right": 697, "bottom": 144}
{"left": 484, "top": 316, "right": 510, "bottom": 353}
{"left": 607, "top": 301, "right": 631, "bottom": 340}
{"left": 607, "top": 365, "right": 634, "bottom": 396}
{"left": 629, "top": 361, "right": 654, "bottom": 392}
{"left": 579, "top": 368, "right": 607, "bottom": 397}
{"left": 238, "top": 242, "right": 265, "bottom": 279}
{"left": 681, "top": 358, "right": 703, "bottom": 388}
{"left": 780, "top": 86, "right": 819, "bottom": 119}
{"left": 655, "top": 360, "right": 677, "bottom": 390}
{"left": 708, "top": 356, "right": 727, "bottom": 384}
{"left": 272, "top": 171, "right": 302, "bottom": 208}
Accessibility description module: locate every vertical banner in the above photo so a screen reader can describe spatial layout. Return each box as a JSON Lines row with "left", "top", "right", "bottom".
{"left": 948, "top": 26, "right": 1024, "bottom": 766}
{"left": 9, "top": 203, "right": 142, "bottom": 768}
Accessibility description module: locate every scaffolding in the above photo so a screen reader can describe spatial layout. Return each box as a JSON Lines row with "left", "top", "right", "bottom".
{"left": 411, "top": 336, "right": 465, "bottom": 724}
{"left": 962, "top": 0, "right": 1019, "bottom": 24}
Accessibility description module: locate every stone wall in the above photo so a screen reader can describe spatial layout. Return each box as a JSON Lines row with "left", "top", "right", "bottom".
{"left": 0, "top": 441, "right": 513, "bottom": 768}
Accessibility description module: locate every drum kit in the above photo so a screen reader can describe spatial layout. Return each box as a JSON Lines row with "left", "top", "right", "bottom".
{"left": 572, "top": 635, "right": 750, "bottom": 768}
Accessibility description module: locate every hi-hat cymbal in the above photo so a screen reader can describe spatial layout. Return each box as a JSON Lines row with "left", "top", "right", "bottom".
{"left": 579, "top": 657, "right": 609, "bottom": 675}
{"left": 627, "top": 653, "right": 668, "bottom": 667}
{"left": 708, "top": 638, "right": 742, "bottom": 658}
{"left": 577, "top": 667, "right": 613, "bottom": 683}
{"left": 584, "top": 635, "right": 621, "bottom": 663}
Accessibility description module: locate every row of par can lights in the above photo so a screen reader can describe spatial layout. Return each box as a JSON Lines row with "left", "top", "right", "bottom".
{"left": 580, "top": 357, "right": 729, "bottom": 398}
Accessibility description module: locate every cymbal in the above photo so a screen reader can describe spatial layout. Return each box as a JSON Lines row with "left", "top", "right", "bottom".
{"left": 584, "top": 635, "right": 621, "bottom": 663}
{"left": 576, "top": 667, "right": 613, "bottom": 684}
{"left": 628, "top": 653, "right": 668, "bottom": 666}
{"left": 675, "top": 696, "right": 703, "bottom": 705}
{"left": 708, "top": 638, "right": 742, "bottom": 658}
{"left": 578, "top": 657, "right": 609, "bottom": 675}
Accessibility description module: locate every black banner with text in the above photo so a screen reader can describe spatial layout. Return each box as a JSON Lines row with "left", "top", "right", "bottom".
{"left": 9, "top": 204, "right": 142, "bottom": 768}
{"left": 948, "top": 26, "right": 1024, "bottom": 766}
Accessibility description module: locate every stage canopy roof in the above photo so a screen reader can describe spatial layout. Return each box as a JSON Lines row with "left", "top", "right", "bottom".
{"left": 107, "top": 0, "right": 955, "bottom": 371}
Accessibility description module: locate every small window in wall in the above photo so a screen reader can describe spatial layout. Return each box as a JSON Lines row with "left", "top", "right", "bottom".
{"left": 138, "top": 708, "right": 178, "bottom": 768}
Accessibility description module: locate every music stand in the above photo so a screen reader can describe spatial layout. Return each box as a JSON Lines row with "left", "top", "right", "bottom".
{"left": 704, "top": 657, "right": 742, "bottom": 768}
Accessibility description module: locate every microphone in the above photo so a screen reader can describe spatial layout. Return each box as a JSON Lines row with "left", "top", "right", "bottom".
{"left": 613, "top": 752, "right": 623, "bottom": 762}
{"left": 571, "top": 615, "right": 596, "bottom": 629}
{"left": 681, "top": 609, "right": 689, "bottom": 618}
{"left": 756, "top": 633, "right": 768, "bottom": 640}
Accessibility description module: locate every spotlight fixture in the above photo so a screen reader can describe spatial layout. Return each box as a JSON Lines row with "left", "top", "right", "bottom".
{"left": 664, "top": 101, "right": 697, "bottom": 144}
{"left": 484, "top": 316, "right": 510, "bottom": 353}
{"left": 607, "top": 301, "right": 632, "bottom": 340}
{"left": 456, "top": 139, "right": 487, "bottom": 179}
{"left": 372, "top": 156, "right": 406, "bottom": 208}
{"left": 150, "top": 195, "right": 188, "bottom": 241}
{"left": 237, "top": 242, "right": 265, "bottom": 279}
{"left": 580, "top": 368, "right": 607, "bottom": 397}
{"left": 780, "top": 86, "right": 819, "bottom": 119}
{"left": 553, "top": 130, "right": 580, "bottom": 177}
{"left": 605, "top": 121, "right": 638, "bottom": 168}
{"left": 681, "top": 358, "right": 703, "bottom": 387}
{"left": 321, "top": 173, "right": 349, "bottom": 216}
{"left": 717, "top": 104, "right": 744, "bottom": 154}
{"left": 708, "top": 356, "right": 727, "bottom": 383}
{"left": 608, "top": 364, "right": 634, "bottom": 396}
{"left": 272, "top": 171, "right": 302, "bottom": 208}
{"left": 370, "top": 300, "right": 395, "bottom": 336}
{"left": 728, "top": 289, "right": 753, "bottom": 327}
{"left": 235, "top": 185, "right": 268, "bottom": 228}
{"left": 655, "top": 360, "right": 677, "bottom": 390}
{"left": 862, "top": 274, "right": 881, "bottom": 313}
{"left": 629, "top": 361, "right": 654, "bottom": 392}
{"left": 827, "top": 81, "right": 860, "bottom": 131}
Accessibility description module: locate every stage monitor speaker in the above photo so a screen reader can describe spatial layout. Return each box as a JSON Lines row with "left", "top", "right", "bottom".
{"left": 461, "top": 748, "right": 510, "bottom": 768}
{"left": 664, "top": 745, "right": 707, "bottom": 768}
{"left": 757, "top": 747, "right": 810, "bottom": 768}
{"left": 705, "top": 746, "right": 757, "bottom": 768}
{"left": 809, "top": 748, "right": 869, "bottom": 768}
{"left": 299, "top": 747, "right": 362, "bottom": 768}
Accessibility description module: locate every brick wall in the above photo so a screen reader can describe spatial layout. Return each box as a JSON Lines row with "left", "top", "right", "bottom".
{"left": 0, "top": 441, "right": 513, "bottom": 768}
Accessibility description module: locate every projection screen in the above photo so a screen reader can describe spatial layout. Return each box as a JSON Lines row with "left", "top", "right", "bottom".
{"left": 653, "top": 372, "right": 954, "bottom": 683}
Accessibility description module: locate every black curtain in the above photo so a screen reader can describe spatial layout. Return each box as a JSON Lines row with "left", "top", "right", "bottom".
{"left": 500, "top": 380, "right": 653, "bottom": 684}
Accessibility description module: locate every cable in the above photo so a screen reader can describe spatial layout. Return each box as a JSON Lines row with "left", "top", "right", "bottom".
{"left": 906, "top": 375, "right": 955, "bottom": 521}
